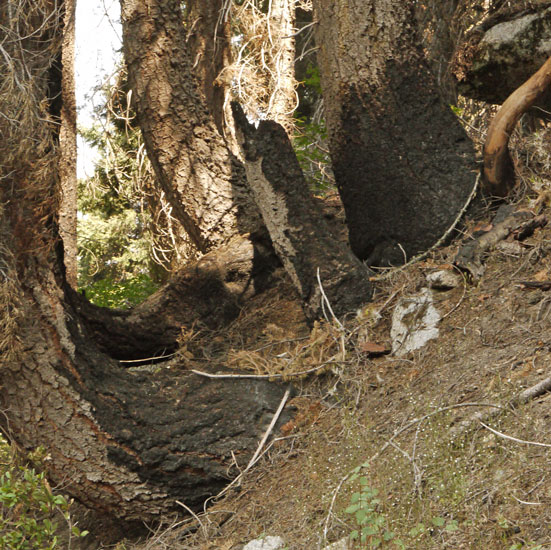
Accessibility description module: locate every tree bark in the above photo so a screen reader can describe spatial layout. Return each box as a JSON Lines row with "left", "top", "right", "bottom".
{"left": 232, "top": 103, "right": 372, "bottom": 322}
{"left": 313, "top": 0, "right": 477, "bottom": 266}
{"left": 57, "top": 0, "right": 78, "bottom": 288}
{"left": 120, "top": 0, "right": 263, "bottom": 252}
{"left": 0, "top": 1, "right": 293, "bottom": 536}
{"left": 186, "top": 0, "right": 232, "bottom": 135}
{"left": 483, "top": 57, "right": 551, "bottom": 196}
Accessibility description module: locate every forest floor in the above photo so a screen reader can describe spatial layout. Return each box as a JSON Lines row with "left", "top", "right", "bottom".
{"left": 119, "top": 177, "right": 551, "bottom": 550}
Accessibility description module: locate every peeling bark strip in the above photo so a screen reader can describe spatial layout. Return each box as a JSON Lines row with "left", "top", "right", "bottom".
{"left": 120, "top": 0, "right": 262, "bottom": 251}
{"left": 313, "top": 0, "right": 477, "bottom": 266}
{"left": 483, "top": 57, "right": 551, "bottom": 197}
{"left": 232, "top": 103, "right": 372, "bottom": 321}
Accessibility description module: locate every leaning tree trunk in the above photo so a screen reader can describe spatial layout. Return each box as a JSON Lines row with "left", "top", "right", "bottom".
{"left": 120, "top": 0, "right": 263, "bottom": 253}
{"left": 313, "top": 0, "right": 478, "bottom": 266}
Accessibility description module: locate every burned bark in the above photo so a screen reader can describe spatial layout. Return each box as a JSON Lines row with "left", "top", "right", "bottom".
{"left": 232, "top": 103, "right": 372, "bottom": 322}
{"left": 483, "top": 56, "right": 551, "bottom": 196}
{"left": 0, "top": 1, "right": 295, "bottom": 536}
{"left": 1, "top": 262, "right": 293, "bottom": 525}
{"left": 313, "top": 0, "right": 477, "bottom": 266}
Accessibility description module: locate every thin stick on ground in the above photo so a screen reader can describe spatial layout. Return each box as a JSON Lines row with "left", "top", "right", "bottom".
{"left": 479, "top": 421, "right": 551, "bottom": 448}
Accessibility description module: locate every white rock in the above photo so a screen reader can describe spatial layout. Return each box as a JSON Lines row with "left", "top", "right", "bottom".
{"left": 243, "top": 536, "right": 286, "bottom": 550}
{"left": 391, "top": 288, "right": 440, "bottom": 356}
{"left": 322, "top": 537, "right": 351, "bottom": 549}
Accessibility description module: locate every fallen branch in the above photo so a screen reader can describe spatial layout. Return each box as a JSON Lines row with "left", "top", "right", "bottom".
{"left": 479, "top": 421, "right": 551, "bottom": 448}
{"left": 454, "top": 211, "right": 546, "bottom": 281}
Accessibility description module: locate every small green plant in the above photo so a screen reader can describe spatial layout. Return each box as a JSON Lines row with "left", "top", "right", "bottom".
{"left": 0, "top": 438, "right": 88, "bottom": 549}
{"left": 344, "top": 473, "right": 459, "bottom": 549}
{"left": 81, "top": 273, "right": 159, "bottom": 309}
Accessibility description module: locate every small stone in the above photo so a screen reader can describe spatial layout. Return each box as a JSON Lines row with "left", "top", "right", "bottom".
{"left": 322, "top": 537, "right": 351, "bottom": 550}
{"left": 243, "top": 536, "right": 286, "bottom": 550}
{"left": 426, "top": 270, "right": 462, "bottom": 290}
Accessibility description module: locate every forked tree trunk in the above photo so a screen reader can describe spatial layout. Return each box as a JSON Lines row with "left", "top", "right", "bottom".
{"left": 313, "top": 0, "right": 477, "bottom": 266}
{"left": 0, "top": 0, "right": 292, "bottom": 539}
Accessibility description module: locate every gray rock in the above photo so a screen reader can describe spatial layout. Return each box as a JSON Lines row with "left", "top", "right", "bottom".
{"left": 458, "top": 7, "right": 551, "bottom": 104}
{"left": 426, "top": 269, "right": 462, "bottom": 290}
{"left": 242, "top": 535, "right": 286, "bottom": 550}
{"left": 391, "top": 289, "right": 440, "bottom": 356}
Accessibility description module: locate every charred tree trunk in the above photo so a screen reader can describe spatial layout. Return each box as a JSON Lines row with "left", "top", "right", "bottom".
{"left": 313, "top": 0, "right": 477, "bottom": 266}
{"left": 483, "top": 57, "right": 551, "bottom": 197}
{"left": 120, "top": 0, "right": 262, "bottom": 252}
{"left": 232, "top": 103, "right": 372, "bottom": 321}
{"left": 0, "top": 1, "right": 293, "bottom": 538}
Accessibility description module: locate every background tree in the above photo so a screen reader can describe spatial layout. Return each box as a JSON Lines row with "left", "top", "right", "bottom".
{"left": 313, "top": 0, "right": 477, "bottom": 266}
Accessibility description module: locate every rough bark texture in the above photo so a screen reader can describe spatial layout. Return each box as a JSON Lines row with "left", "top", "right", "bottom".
{"left": 232, "top": 103, "right": 372, "bottom": 321}
{"left": 1, "top": 264, "right": 292, "bottom": 526}
{"left": 120, "top": 0, "right": 262, "bottom": 252}
{"left": 0, "top": 2, "right": 293, "bottom": 535}
{"left": 186, "top": 0, "right": 231, "bottom": 135}
{"left": 483, "top": 57, "right": 551, "bottom": 196}
{"left": 57, "top": 0, "right": 78, "bottom": 288}
{"left": 453, "top": 5, "right": 551, "bottom": 105}
{"left": 314, "top": 0, "right": 477, "bottom": 266}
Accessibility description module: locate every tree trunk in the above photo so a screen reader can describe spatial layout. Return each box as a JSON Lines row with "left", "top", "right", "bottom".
{"left": 186, "top": 0, "right": 232, "bottom": 135}
{"left": 0, "top": 1, "right": 293, "bottom": 538}
{"left": 57, "top": 0, "right": 78, "bottom": 288}
{"left": 120, "top": 0, "right": 263, "bottom": 252}
{"left": 313, "top": 0, "right": 477, "bottom": 266}
{"left": 232, "top": 103, "right": 372, "bottom": 322}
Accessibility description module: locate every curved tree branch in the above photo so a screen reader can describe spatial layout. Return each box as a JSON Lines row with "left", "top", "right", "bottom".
{"left": 483, "top": 56, "right": 551, "bottom": 197}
